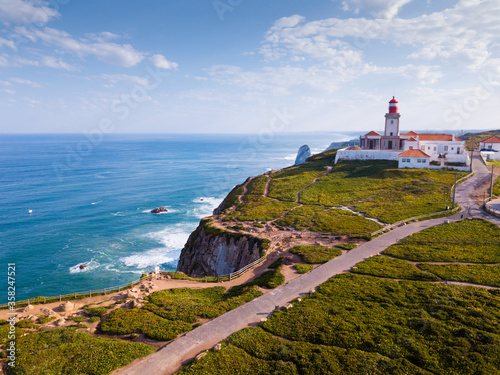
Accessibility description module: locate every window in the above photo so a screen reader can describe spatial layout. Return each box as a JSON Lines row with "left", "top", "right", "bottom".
{"left": 451, "top": 147, "right": 454, "bottom": 150}
{"left": 417, "top": 159, "right": 422, "bottom": 163}
{"left": 391, "top": 120, "right": 394, "bottom": 124}
{"left": 444, "top": 146, "right": 448, "bottom": 151}
{"left": 390, "top": 132, "right": 393, "bottom": 136}
{"left": 409, "top": 146, "right": 413, "bottom": 150}
{"left": 421, "top": 146, "right": 425, "bottom": 151}
{"left": 428, "top": 147, "right": 431, "bottom": 150}
{"left": 434, "top": 147, "right": 437, "bottom": 151}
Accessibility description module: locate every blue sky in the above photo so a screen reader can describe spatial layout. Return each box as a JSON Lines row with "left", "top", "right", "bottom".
{"left": 0, "top": 0, "right": 499, "bottom": 134}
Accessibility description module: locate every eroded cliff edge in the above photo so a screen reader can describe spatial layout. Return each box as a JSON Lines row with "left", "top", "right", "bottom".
{"left": 176, "top": 218, "right": 269, "bottom": 277}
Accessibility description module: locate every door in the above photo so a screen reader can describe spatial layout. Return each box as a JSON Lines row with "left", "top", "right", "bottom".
{"left": 388, "top": 140, "right": 393, "bottom": 149}
{"left": 369, "top": 140, "right": 374, "bottom": 149}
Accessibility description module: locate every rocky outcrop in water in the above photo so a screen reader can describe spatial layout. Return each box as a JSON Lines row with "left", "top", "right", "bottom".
{"left": 177, "top": 219, "right": 267, "bottom": 277}
{"left": 294, "top": 145, "right": 311, "bottom": 165}
{"left": 151, "top": 207, "right": 168, "bottom": 214}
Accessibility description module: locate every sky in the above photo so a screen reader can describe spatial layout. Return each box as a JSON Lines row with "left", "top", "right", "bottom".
{"left": 0, "top": 0, "right": 499, "bottom": 134}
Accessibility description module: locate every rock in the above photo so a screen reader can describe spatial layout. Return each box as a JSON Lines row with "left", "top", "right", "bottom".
{"left": 212, "top": 343, "right": 222, "bottom": 351}
{"left": 177, "top": 225, "right": 262, "bottom": 277}
{"left": 41, "top": 307, "right": 59, "bottom": 317}
{"left": 79, "top": 264, "right": 87, "bottom": 270}
{"left": 285, "top": 303, "right": 293, "bottom": 309}
{"left": 151, "top": 207, "right": 168, "bottom": 214}
{"left": 53, "top": 318, "right": 66, "bottom": 327}
{"left": 294, "top": 145, "right": 311, "bottom": 165}
{"left": 61, "top": 301, "right": 75, "bottom": 312}
{"left": 195, "top": 352, "right": 207, "bottom": 361}
{"left": 24, "top": 304, "right": 35, "bottom": 313}
{"left": 131, "top": 300, "right": 144, "bottom": 309}
{"left": 260, "top": 318, "right": 267, "bottom": 323}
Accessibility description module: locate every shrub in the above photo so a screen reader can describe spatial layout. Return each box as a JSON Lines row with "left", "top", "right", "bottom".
{"left": 293, "top": 264, "right": 314, "bottom": 274}
{"left": 89, "top": 316, "right": 100, "bottom": 324}
{"left": 268, "top": 257, "right": 283, "bottom": 269}
{"left": 335, "top": 243, "right": 357, "bottom": 251}
{"left": 67, "top": 316, "right": 85, "bottom": 323}
{"left": 38, "top": 315, "right": 56, "bottom": 324}
{"left": 84, "top": 307, "right": 108, "bottom": 317}
{"left": 290, "top": 245, "right": 342, "bottom": 264}
{"left": 10, "top": 328, "right": 155, "bottom": 375}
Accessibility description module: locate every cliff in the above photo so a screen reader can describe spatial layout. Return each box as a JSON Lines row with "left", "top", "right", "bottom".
{"left": 177, "top": 218, "right": 269, "bottom": 277}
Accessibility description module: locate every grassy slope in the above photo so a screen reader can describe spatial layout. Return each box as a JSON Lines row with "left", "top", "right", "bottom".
{"left": 461, "top": 129, "right": 500, "bottom": 150}
{"left": 181, "top": 219, "right": 500, "bottom": 375}
{"left": 226, "top": 150, "right": 465, "bottom": 226}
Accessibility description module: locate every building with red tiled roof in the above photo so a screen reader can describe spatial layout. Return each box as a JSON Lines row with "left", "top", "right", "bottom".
{"left": 479, "top": 135, "right": 500, "bottom": 152}
{"left": 398, "top": 149, "right": 431, "bottom": 169}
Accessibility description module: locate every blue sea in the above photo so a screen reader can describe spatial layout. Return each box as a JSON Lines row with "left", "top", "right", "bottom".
{"left": 0, "top": 132, "right": 357, "bottom": 302}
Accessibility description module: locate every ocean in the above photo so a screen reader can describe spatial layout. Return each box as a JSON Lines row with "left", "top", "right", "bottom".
{"left": 0, "top": 132, "right": 357, "bottom": 302}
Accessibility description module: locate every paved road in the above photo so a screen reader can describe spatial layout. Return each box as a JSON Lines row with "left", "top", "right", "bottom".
{"left": 115, "top": 156, "right": 498, "bottom": 375}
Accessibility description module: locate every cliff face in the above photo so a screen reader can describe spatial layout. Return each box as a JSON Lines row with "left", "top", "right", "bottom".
{"left": 176, "top": 220, "right": 265, "bottom": 277}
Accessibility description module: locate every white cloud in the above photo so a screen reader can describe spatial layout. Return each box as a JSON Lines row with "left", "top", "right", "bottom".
{"left": 0, "top": 37, "right": 16, "bottom": 50}
{"left": 263, "top": 1, "right": 500, "bottom": 72}
{"left": 84, "top": 32, "right": 121, "bottom": 43}
{"left": 15, "top": 27, "right": 144, "bottom": 67}
{"left": 10, "top": 77, "right": 42, "bottom": 88}
{"left": 0, "top": 88, "right": 16, "bottom": 95}
{"left": 0, "top": 54, "right": 76, "bottom": 70}
{"left": 101, "top": 74, "right": 149, "bottom": 87}
{"left": 40, "top": 56, "right": 76, "bottom": 71}
{"left": 149, "top": 54, "right": 178, "bottom": 70}
{"left": 0, "top": 0, "right": 59, "bottom": 25}
{"left": 363, "top": 64, "right": 443, "bottom": 84}
{"left": 340, "top": 0, "right": 413, "bottom": 19}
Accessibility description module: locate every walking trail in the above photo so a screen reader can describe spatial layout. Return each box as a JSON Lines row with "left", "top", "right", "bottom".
{"left": 115, "top": 153, "right": 498, "bottom": 375}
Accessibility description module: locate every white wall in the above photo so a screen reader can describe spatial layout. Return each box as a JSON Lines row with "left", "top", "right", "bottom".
{"left": 335, "top": 149, "right": 401, "bottom": 163}
{"left": 480, "top": 142, "right": 500, "bottom": 152}
{"left": 481, "top": 151, "right": 500, "bottom": 161}
{"left": 398, "top": 157, "right": 429, "bottom": 169}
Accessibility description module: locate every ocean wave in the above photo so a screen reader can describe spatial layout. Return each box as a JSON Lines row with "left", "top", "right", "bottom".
{"left": 69, "top": 259, "right": 99, "bottom": 274}
{"left": 191, "top": 197, "right": 223, "bottom": 218}
{"left": 120, "top": 249, "right": 176, "bottom": 269}
{"left": 111, "top": 211, "right": 126, "bottom": 216}
{"left": 143, "top": 224, "right": 192, "bottom": 250}
{"left": 91, "top": 201, "right": 103, "bottom": 205}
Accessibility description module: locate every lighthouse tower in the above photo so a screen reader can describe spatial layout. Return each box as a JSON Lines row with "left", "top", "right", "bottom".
{"left": 384, "top": 96, "right": 401, "bottom": 137}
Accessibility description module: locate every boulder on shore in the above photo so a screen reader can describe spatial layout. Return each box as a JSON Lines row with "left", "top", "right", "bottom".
{"left": 151, "top": 207, "right": 168, "bottom": 214}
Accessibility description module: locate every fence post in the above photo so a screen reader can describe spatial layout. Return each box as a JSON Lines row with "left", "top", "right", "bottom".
{"left": 89, "top": 291, "right": 92, "bottom": 298}
{"left": 44, "top": 297, "right": 46, "bottom": 304}
{"left": 59, "top": 295, "right": 61, "bottom": 302}
{"left": 74, "top": 293, "right": 76, "bottom": 299}
{"left": 104, "top": 288, "right": 106, "bottom": 295}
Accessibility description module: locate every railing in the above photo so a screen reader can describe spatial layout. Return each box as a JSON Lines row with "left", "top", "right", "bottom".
{"left": 0, "top": 276, "right": 151, "bottom": 310}
{"left": 0, "top": 255, "right": 270, "bottom": 310}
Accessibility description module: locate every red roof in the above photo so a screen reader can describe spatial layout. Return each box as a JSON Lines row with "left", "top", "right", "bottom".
{"left": 399, "top": 149, "right": 431, "bottom": 158}
{"left": 406, "top": 137, "right": 418, "bottom": 142}
{"left": 417, "top": 133, "right": 462, "bottom": 142}
{"left": 364, "top": 131, "right": 382, "bottom": 136}
{"left": 389, "top": 96, "right": 398, "bottom": 104}
{"left": 480, "top": 135, "right": 500, "bottom": 144}
{"left": 401, "top": 131, "right": 417, "bottom": 136}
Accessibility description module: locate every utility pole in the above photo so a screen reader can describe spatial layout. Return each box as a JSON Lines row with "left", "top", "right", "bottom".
{"left": 452, "top": 172, "right": 457, "bottom": 209}
{"left": 490, "top": 165, "right": 495, "bottom": 201}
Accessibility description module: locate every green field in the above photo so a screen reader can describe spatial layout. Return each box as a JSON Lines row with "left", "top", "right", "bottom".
{"left": 290, "top": 245, "right": 342, "bottom": 264}
{"left": 351, "top": 256, "right": 440, "bottom": 281}
{"left": 9, "top": 328, "right": 155, "bottom": 375}
{"left": 419, "top": 263, "right": 500, "bottom": 288}
{"left": 101, "top": 286, "right": 263, "bottom": 340}
{"left": 183, "top": 274, "right": 500, "bottom": 375}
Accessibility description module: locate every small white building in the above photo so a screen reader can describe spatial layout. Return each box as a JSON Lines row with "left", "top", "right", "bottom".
{"left": 479, "top": 136, "right": 500, "bottom": 152}
{"left": 398, "top": 149, "right": 431, "bottom": 169}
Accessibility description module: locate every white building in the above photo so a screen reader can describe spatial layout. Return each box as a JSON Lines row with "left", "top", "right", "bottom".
{"left": 398, "top": 149, "right": 431, "bottom": 169}
{"left": 479, "top": 136, "right": 500, "bottom": 152}
{"left": 336, "top": 97, "right": 470, "bottom": 169}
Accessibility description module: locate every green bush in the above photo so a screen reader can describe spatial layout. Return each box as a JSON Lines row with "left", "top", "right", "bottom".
{"left": 67, "top": 316, "right": 85, "bottom": 323}
{"left": 84, "top": 306, "right": 108, "bottom": 317}
{"left": 16, "top": 319, "right": 37, "bottom": 329}
{"left": 290, "top": 245, "right": 342, "bottom": 264}
{"left": 419, "top": 263, "right": 500, "bottom": 287}
{"left": 268, "top": 257, "right": 283, "bottom": 269}
{"left": 38, "top": 316, "right": 56, "bottom": 324}
{"left": 293, "top": 264, "right": 314, "bottom": 274}
{"left": 351, "top": 256, "right": 441, "bottom": 281}
{"left": 335, "top": 243, "right": 357, "bottom": 251}
{"left": 89, "top": 316, "right": 100, "bottom": 323}
{"left": 10, "top": 328, "right": 155, "bottom": 375}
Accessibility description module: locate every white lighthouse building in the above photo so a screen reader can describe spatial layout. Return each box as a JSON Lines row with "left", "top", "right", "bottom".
{"left": 337, "top": 96, "right": 470, "bottom": 170}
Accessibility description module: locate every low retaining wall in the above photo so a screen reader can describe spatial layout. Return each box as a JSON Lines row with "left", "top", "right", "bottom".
{"left": 335, "top": 149, "right": 401, "bottom": 163}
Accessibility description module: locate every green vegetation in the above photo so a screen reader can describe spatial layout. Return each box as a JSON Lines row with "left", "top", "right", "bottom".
{"left": 493, "top": 175, "right": 500, "bottom": 197}
{"left": 236, "top": 197, "right": 297, "bottom": 221}
{"left": 67, "top": 316, "right": 85, "bottom": 323}
{"left": 268, "top": 257, "right": 283, "bottom": 269}
{"left": 84, "top": 306, "right": 108, "bottom": 317}
{"left": 244, "top": 175, "right": 269, "bottom": 197}
{"left": 276, "top": 206, "right": 381, "bottom": 233}
{"left": 268, "top": 166, "right": 328, "bottom": 202}
{"left": 419, "top": 263, "right": 500, "bottom": 288}
{"left": 100, "top": 308, "right": 192, "bottom": 341}
{"left": 101, "top": 286, "right": 263, "bottom": 340}
{"left": 260, "top": 274, "right": 500, "bottom": 375}
{"left": 383, "top": 219, "right": 500, "bottom": 263}
{"left": 217, "top": 183, "right": 245, "bottom": 214}
{"left": 461, "top": 129, "right": 500, "bottom": 150}
{"left": 293, "top": 264, "right": 314, "bottom": 274}
{"left": 335, "top": 243, "right": 357, "bottom": 251}
{"left": 10, "top": 328, "right": 155, "bottom": 375}
{"left": 351, "top": 256, "right": 440, "bottom": 281}
{"left": 290, "top": 245, "right": 342, "bottom": 264}
{"left": 38, "top": 315, "right": 56, "bottom": 324}
{"left": 89, "top": 316, "right": 100, "bottom": 323}
{"left": 299, "top": 161, "right": 464, "bottom": 223}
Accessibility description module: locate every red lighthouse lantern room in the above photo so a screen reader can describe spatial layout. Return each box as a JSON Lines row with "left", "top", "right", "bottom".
{"left": 389, "top": 96, "right": 398, "bottom": 114}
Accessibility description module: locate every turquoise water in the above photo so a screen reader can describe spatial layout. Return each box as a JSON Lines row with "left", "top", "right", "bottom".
{"left": 0, "top": 133, "right": 355, "bottom": 302}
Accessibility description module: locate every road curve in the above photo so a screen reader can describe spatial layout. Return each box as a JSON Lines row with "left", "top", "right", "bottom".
{"left": 114, "top": 155, "right": 498, "bottom": 375}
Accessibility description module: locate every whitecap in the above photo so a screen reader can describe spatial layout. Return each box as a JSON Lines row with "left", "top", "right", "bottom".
{"left": 111, "top": 211, "right": 125, "bottom": 216}
{"left": 91, "top": 201, "right": 102, "bottom": 205}
{"left": 120, "top": 249, "right": 175, "bottom": 269}
{"left": 143, "top": 224, "right": 192, "bottom": 250}
{"left": 69, "top": 259, "right": 99, "bottom": 274}
{"left": 191, "top": 197, "right": 223, "bottom": 218}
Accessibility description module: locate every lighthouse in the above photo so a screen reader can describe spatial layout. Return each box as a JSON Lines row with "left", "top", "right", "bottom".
{"left": 384, "top": 96, "right": 401, "bottom": 138}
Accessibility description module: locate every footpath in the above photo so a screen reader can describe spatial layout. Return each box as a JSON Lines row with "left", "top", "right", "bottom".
{"left": 115, "top": 154, "right": 498, "bottom": 375}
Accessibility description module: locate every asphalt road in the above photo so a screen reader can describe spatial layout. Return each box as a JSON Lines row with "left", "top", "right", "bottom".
{"left": 115, "top": 155, "right": 498, "bottom": 375}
